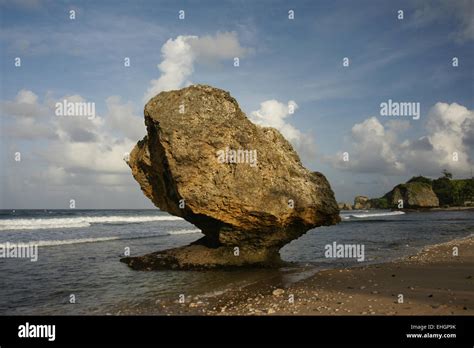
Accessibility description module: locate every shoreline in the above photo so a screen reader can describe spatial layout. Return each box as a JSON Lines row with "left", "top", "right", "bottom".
{"left": 117, "top": 235, "right": 473, "bottom": 315}
{"left": 340, "top": 206, "right": 474, "bottom": 212}
{"left": 401, "top": 206, "right": 474, "bottom": 212}
{"left": 424, "top": 206, "right": 474, "bottom": 211}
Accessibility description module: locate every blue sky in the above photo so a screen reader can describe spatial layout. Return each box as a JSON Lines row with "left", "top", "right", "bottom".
{"left": 1, "top": 0, "right": 473, "bottom": 208}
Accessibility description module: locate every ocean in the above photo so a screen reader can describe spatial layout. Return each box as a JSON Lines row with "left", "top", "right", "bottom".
{"left": 0, "top": 209, "right": 472, "bottom": 315}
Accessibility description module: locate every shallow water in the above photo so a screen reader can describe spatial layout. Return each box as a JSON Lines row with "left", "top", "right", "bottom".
{"left": 0, "top": 209, "right": 472, "bottom": 314}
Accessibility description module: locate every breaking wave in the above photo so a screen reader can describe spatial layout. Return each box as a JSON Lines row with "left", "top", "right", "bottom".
{"left": 10, "top": 228, "right": 203, "bottom": 247}
{"left": 0, "top": 215, "right": 184, "bottom": 231}
{"left": 167, "top": 229, "right": 202, "bottom": 235}
{"left": 342, "top": 211, "right": 406, "bottom": 219}
{"left": 14, "top": 236, "right": 121, "bottom": 247}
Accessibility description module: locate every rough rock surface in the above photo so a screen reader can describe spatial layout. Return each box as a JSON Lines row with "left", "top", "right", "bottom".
{"left": 121, "top": 85, "right": 340, "bottom": 270}
{"left": 338, "top": 202, "right": 353, "bottom": 210}
{"left": 384, "top": 182, "right": 439, "bottom": 208}
{"left": 353, "top": 196, "right": 371, "bottom": 210}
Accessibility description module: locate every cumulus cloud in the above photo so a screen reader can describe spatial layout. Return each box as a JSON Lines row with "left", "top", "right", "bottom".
{"left": 143, "top": 35, "right": 197, "bottom": 102}
{"left": 249, "top": 99, "right": 316, "bottom": 159}
{"left": 404, "top": 102, "right": 474, "bottom": 175}
{"left": 1, "top": 89, "right": 55, "bottom": 139}
{"left": 2, "top": 89, "right": 144, "bottom": 189}
{"left": 105, "top": 96, "right": 144, "bottom": 140}
{"left": 52, "top": 94, "right": 103, "bottom": 143}
{"left": 189, "top": 31, "right": 249, "bottom": 62}
{"left": 329, "top": 117, "right": 406, "bottom": 175}
{"left": 15, "top": 89, "right": 38, "bottom": 104}
{"left": 250, "top": 100, "right": 300, "bottom": 143}
{"left": 143, "top": 32, "right": 249, "bottom": 102}
{"left": 38, "top": 138, "right": 135, "bottom": 174}
{"left": 328, "top": 102, "right": 474, "bottom": 177}
{"left": 2, "top": 89, "right": 45, "bottom": 117}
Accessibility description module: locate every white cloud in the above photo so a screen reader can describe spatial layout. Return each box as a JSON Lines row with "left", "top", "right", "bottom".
{"left": 331, "top": 116, "right": 406, "bottom": 175}
{"left": 328, "top": 102, "right": 474, "bottom": 177}
{"left": 143, "top": 35, "right": 197, "bottom": 102}
{"left": 143, "top": 32, "right": 249, "bottom": 102}
{"left": 105, "top": 96, "right": 145, "bottom": 140}
{"left": 52, "top": 94, "right": 104, "bottom": 143}
{"left": 7, "top": 116, "right": 56, "bottom": 139}
{"left": 1, "top": 89, "right": 55, "bottom": 139}
{"left": 406, "top": 102, "right": 473, "bottom": 174}
{"left": 249, "top": 99, "right": 316, "bottom": 161}
{"left": 2, "top": 89, "right": 144, "bottom": 193}
{"left": 15, "top": 89, "right": 38, "bottom": 104}
{"left": 250, "top": 99, "right": 300, "bottom": 143}
{"left": 1, "top": 89, "right": 46, "bottom": 118}
{"left": 189, "top": 31, "right": 249, "bottom": 62}
{"left": 38, "top": 138, "right": 134, "bottom": 174}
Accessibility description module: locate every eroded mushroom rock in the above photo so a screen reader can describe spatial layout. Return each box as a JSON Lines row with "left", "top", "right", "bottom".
{"left": 121, "top": 85, "right": 340, "bottom": 270}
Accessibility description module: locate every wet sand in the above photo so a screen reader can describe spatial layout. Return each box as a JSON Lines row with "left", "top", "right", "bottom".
{"left": 118, "top": 236, "right": 473, "bottom": 315}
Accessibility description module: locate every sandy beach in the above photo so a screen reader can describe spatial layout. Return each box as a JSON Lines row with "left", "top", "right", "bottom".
{"left": 128, "top": 235, "right": 474, "bottom": 316}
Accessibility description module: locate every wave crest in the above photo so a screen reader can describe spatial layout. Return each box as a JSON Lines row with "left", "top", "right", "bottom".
{"left": 344, "top": 211, "right": 406, "bottom": 219}
{"left": 0, "top": 215, "right": 183, "bottom": 231}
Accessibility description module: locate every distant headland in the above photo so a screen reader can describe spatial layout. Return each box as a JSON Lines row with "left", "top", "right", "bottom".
{"left": 339, "top": 170, "right": 474, "bottom": 211}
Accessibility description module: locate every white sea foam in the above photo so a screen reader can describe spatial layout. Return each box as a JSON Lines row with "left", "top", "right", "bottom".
{"left": 0, "top": 215, "right": 183, "bottom": 231}
{"left": 346, "top": 211, "right": 406, "bottom": 219}
{"left": 16, "top": 236, "right": 121, "bottom": 247}
{"left": 167, "top": 229, "right": 202, "bottom": 235}
{"left": 12, "top": 228, "right": 203, "bottom": 248}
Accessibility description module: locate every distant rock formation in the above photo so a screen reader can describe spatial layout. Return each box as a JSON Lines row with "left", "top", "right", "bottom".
{"left": 383, "top": 182, "right": 439, "bottom": 208}
{"left": 121, "top": 85, "right": 340, "bottom": 270}
{"left": 353, "top": 195, "right": 371, "bottom": 210}
{"left": 338, "top": 202, "right": 353, "bottom": 210}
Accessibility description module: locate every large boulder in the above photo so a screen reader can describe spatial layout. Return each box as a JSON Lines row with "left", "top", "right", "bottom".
{"left": 121, "top": 85, "right": 340, "bottom": 270}
{"left": 384, "top": 182, "right": 439, "bottom": 208}
{"left": 353, "top": 195, "right": 371, "bottom": 210}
